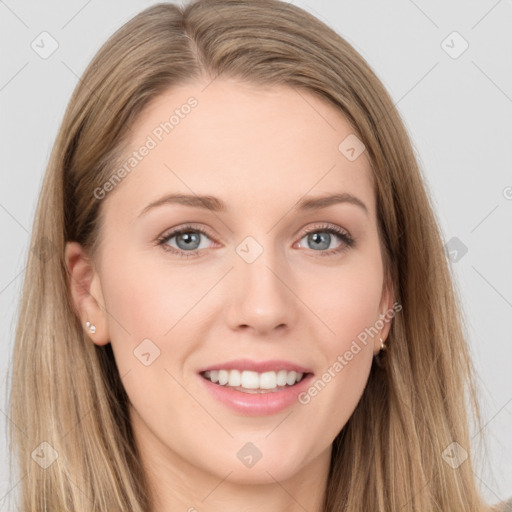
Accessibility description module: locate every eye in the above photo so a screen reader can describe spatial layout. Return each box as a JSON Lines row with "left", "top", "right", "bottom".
{"left": 156, "top": 223, "right": 215, "bottom": 259}
{"left": 295, "top": 223, "right": 355, "bottom": 257}
{"left": 156, "top": 222, "right": 355, "bottom": 258}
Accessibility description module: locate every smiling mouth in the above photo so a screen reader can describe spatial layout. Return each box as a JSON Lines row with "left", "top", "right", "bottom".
{"left": 200, "top": 369, "right": 311, "bottom": 393}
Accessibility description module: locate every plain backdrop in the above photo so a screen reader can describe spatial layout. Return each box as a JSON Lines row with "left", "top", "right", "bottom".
{"left": 1, "top": 0, "right": 511, "bottom": 509}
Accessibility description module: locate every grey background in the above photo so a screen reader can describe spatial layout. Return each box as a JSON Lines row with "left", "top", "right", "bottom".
{"left": 1, "top": 0, "right": 511, "bottom": 509}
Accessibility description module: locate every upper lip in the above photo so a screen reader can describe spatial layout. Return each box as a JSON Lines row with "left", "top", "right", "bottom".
{"left": 198, "top": 359, "right": 314, "bottom": 375}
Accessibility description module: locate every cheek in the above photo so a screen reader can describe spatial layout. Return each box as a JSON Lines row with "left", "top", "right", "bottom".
{"left": 99, "top": 249, "right": 190, "bottom": 338}
{"left": 98, "top": 257, "right": 192, "bottom": 421}
{"left": 97, "top": 254, "right": 172, "bottom": 376}
{"left": 300, "top": 261, "right": 382, "bottom": 430}
{"left": 313, "top": 257, "right": 384, "bottom": 350}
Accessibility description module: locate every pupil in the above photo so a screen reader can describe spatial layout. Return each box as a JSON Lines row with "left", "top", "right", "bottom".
{"left": 178, "top": 232, "right": 199, "bottom": 249}
{"left": 310, "top": 232, "right": 329, "bottom": 250}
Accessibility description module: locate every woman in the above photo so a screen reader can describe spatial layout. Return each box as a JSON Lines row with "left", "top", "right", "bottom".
{"left": 7, "top": 0, "right": 503, "bottom": 510}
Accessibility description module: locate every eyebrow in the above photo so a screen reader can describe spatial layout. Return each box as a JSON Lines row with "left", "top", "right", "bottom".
{"left": 138, "top": 192, "right": 369, "bottom": 217}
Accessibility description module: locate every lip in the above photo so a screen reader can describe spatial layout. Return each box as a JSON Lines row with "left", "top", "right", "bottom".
{"left": 197, "top": 358, "right": 313, "bottom": 374}
{"left": 198, "top": 367, "right": 315, "bottom": 417}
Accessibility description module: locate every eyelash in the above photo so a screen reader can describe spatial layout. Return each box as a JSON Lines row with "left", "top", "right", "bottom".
{"left": 156, "top": 222, "right": 356, "bottom": 259}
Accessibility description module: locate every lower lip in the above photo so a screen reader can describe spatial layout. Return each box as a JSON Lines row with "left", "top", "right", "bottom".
{"left": 198, "top": 373, "right": 314, "bottom": 416}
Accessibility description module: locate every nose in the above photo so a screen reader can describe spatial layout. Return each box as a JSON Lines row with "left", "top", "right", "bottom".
{"left": 225, "top": 241, "right": 298, "bottom": 336}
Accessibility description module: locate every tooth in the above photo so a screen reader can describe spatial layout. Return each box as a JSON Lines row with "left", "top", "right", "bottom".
{"left": 218, "top": 370, "right": 229, "bottom": 386}
{"left": 204, "top": 368, "right": 307, "bottom": 389}
{"left": 276, "top": 370, "right": 288, "bottom": 386}
{"left": 241, "top": 370, "right": 260, "bottom": 389}
{"left": 228, "top": 369, "right": 241, "bottom": 387}
{"left": 260, "top": 371, "right": 277, "bottom": 389}
{"left": 286, "top": 371, "right": 297, "bottom": 386}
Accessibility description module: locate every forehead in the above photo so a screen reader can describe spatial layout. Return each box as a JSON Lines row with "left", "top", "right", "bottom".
{"left": 103, "top": 78, "right": 375, "bottom": 220}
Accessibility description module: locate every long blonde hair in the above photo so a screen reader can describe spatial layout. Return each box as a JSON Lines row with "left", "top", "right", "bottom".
{"left": 8, "top": 1, "right": 495, "bottom": 510}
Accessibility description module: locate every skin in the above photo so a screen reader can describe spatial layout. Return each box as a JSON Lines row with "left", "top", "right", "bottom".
{"left": 66, "top": 78, "right": 393, "bottom": 512}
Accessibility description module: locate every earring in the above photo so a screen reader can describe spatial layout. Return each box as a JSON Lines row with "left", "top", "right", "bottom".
{"left": 374, "top": 336, "right": 387, "bottom": 369}
{"left": 86, "top": 321, "right": 96, "bottom": 334}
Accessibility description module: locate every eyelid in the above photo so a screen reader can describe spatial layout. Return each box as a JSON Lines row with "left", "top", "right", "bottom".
{"left": 159, "top": 223, "right": 216, "bottom": 242}
{"left": 296, "top": 221, "right": 350, "bottom": 239}
{"left": 157, "top": 222, "right": 351, "bottom": 242}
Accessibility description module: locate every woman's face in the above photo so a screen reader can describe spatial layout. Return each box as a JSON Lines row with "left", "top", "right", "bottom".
{"left": 69, "top": 78, "right": 393, "bottom": 487}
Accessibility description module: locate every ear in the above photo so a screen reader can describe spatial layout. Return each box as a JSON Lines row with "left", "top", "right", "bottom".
{"left": 64, "top": 241, "right": 110, "bottom": 346}
{"left": 374, "top": 270, "right": 394, "bottom": 355}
